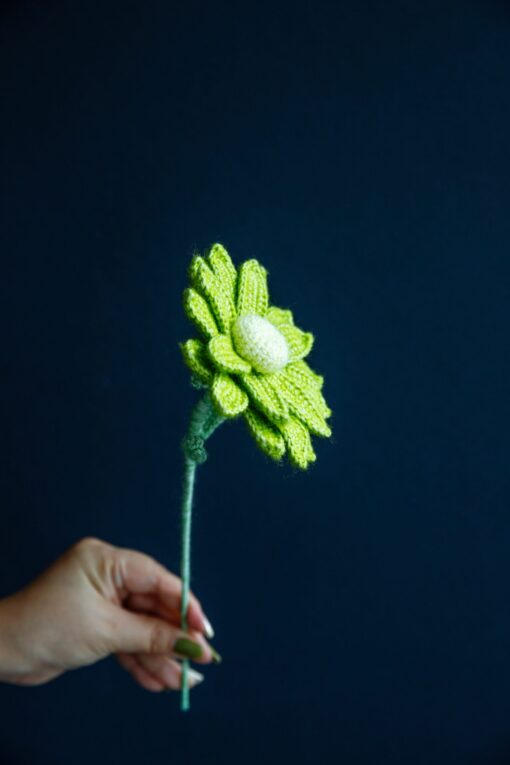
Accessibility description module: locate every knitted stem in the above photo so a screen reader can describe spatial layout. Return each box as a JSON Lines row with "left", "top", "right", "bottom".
{"left": 179, "top": 391, "right": 225, "bottom": 711}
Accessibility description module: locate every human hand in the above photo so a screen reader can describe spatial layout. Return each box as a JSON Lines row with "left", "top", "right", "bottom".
{"left": 0, "top": 537, "right": 220, "bottom": 692}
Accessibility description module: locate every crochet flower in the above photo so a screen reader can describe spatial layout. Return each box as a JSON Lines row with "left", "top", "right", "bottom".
{"left": 179, "top": 244, "right": 332, "bottom": 469}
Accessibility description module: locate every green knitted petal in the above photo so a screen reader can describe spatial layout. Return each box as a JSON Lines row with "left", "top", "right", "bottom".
{"left": 208, "top": 334, "right": 252, "bottom": 374}
{"left": 189, "top": 255, "right": 236, "bottom": 334}
{"left": 183, "top": 288, "right": 219, "bottom": 340}
{"left": 243, "top": 408, "right": 286, "bottom": 461}
{"left": 278, "top": 416, "right": 316, "bottom": 470}
{"left": 206, "top": 244, "right": 237, "bottom": 305}
{"left": 284, "top": 362, "right": 331, "bottom": 417}
{"left": 275, "top": 370, "right": 332, "bottom": 437}
{"left": 238, "top": 372, "right": 289, "bottom": 424}
{"left": 179, "top": 338, "right": 214, "bottom": 385}
{"left": 290, "top": 359, "right": 325, "bottom": 391}
{"left": 237, "top": 259, "right": 269, "bottom": 316}
{"left": 265, "top": 306, "right": 295, "bottom": 328}
{"left": 278, "top": 324, "right": 314, "bottom": 361}
{"left": 211, "top": 372, "right": 249, "bottom": 417}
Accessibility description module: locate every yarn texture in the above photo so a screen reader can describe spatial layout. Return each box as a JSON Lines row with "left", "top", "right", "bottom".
{"left": 176, "top": 243, "right": 333, "bottom": 712}
{"left": 179, "top": 392, "right": 224, "bottom": 711}
{"left": 180, "top": 243, "right": 333, "bottom": 469}
{"left": 231, "top": 314, "right": 289, "bottom": 373}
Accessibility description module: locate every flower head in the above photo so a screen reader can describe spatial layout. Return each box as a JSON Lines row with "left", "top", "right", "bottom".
{"left": 179, "top": 244, "right": 333, "bottom": 469}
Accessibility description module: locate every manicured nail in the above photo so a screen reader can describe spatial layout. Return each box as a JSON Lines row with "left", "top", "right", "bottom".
{"left": 202, "top": 614, "right": 215, "bottom": 639}
{"left": 187, "top": 668, "right": 205, "bottom": 687}
{"left": 173, "top": 637, "right": 203, "bottom": 660}
{"left": 209, "top": 645, "right": 222, "bottom": 664}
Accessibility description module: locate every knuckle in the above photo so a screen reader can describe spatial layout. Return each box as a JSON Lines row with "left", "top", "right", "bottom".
{"left": 149, "top": 623, "right": 171, "bottom": 654}
{"left": 74, "top": 536, "right": 102, "bottom": 553}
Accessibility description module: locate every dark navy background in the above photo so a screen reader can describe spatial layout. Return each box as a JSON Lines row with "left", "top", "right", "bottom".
{"left": 1, "top": 1, "right": 510, "bottom": 763}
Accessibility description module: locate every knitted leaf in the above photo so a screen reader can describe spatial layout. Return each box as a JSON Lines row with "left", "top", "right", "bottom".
{"left": 284, "top": 362, "right": 331, "bottom": 417}
{"left": 278, "top": 323, "right": 314, "bottom": 362}
{"left": 265, "top": 306, "right": 295, "bottom": 328}
{"left": 278, "top": 416, "right": 317, "bottom": 469}
{"left": 275, "top": 371, "right": 332, "bottom": 437}
{"left": 238, "top": 372, "right": 288, "bottom": 424}
{"left": 180, "top": 339, "right": 214, "bottom": 385}
{"left": 208, "top": 334, "right": 252, "bottom": 374}
{"left": 183, "top": 287, "right": 219, "bottom": 340}
{"left": 207, "top": 243, "right": 237, "bottom": 304}
{"left": 189, "top": 255, "right": 236, "bottom": 333}
{"left": 237, "top": 259, "right": 269, "bottom": 316}
{"left": 211, "top": 372, "right": 249, "bottom": 417}
{"left": 243, "top": 408, "right": 286, "bottom": 461}
{"left": 289, "top": 359, "right": 325, "bottom": 391}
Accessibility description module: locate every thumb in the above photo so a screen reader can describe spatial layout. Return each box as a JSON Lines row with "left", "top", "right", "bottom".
{"left": 107, "top": 607, "right": 208, "bottom": 660}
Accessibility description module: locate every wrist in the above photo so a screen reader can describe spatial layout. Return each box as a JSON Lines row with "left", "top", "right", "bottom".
{"left": 0, "top": 594, "right": 38, "bottom": 685}
{"left": 0, "top": 596, "right": 21, "bottom": 682}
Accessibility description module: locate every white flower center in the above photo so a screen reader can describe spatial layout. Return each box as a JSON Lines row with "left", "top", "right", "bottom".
{"left": 231, "top": 314, "right": 289, "bottom": 374}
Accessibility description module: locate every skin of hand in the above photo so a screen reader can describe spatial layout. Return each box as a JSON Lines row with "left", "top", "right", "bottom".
{"left": 0, "top": 537, "right": 219, "bottom": 692}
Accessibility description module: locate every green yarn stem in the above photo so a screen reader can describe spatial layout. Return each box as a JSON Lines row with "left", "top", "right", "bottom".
{"left": 179, "top": 389, "right": 226, "bottom": 711}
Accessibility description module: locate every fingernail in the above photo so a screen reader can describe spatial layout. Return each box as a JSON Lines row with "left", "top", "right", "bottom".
{"left": 209, "top": 645, "right": 222, "bottom": 664}
{"left": 173, "top": 637, "right": 203, "bottom": 660}
{"left": 202, "top": 614, "right": 215, "bottom": 639}
{"left": 187, "top": 668, "right": 205, "bottom": 688}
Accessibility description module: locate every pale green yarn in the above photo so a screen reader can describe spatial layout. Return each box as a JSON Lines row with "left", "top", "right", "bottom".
{"left": 231, "top": 314, "right": 289, "bottom": 374}
{"left": 179, "top": 391, "right": 225, "bottom": 711}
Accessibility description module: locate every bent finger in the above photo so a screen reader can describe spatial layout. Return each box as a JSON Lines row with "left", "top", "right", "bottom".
{"left": 116, "top": 652, "right": 165, "bottom": 692}
{"left": 124, "top": 592, "right": 189, "bottom": 630}
{"left": 111, "top": 608, "right": 216, "bottom": 664}
{"left": 113, "top": 548, "right": 207, "bottom": 633}
{"left": 134, "top": 653, "right": 204, "bottom": 691}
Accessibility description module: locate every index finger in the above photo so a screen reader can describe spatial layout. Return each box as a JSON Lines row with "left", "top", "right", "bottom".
{"left": 112, "top": 546, "right": 207, "bottom": 635}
